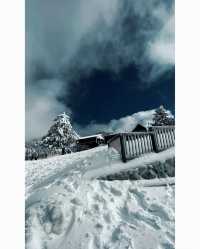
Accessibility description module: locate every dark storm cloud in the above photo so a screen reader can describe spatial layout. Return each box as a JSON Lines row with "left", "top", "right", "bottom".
{"left": 65, "top": 0, "right": 174, "bottom": 81}
{"left": 26, "top": 0, "right": 174, "bottom": 140}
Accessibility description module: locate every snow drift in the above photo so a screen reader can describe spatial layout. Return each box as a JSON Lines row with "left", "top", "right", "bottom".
{"left": 26, "top": 146, "right": 175, "bottom": 249}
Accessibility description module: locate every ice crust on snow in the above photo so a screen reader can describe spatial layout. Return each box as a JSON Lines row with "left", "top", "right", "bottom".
{"left": 26, "top": 145, "right": 175, "bottom": 249}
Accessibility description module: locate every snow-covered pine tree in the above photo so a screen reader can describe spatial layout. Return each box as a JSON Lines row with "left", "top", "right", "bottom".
{"left": 40, "top": 112, "right": 79, "bottom": 151}
{"left": 152, "top": 105, "right": 175, "bottom": 126}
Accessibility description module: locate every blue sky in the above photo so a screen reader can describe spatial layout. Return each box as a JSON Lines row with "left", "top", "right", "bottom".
{"left": 67, "top": 64, "right": 175, "bottom": 127}
{"left": 26, "top": 0, "right": 174, "bottom": 140}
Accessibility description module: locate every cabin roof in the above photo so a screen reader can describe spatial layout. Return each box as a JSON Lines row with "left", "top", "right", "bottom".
{"left": 77, "top": 134, "right": 104, "bottom": 141}
{"left": 132, "top": 123, "right": 148, "bottom": 132}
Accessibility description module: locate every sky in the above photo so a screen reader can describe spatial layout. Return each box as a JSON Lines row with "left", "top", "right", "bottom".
{"left": 26, "top": 0, "right": 175, "bottom": 140}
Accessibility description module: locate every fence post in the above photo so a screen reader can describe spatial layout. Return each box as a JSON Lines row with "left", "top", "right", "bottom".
{"left": 150, "top": 131, "right": 158, "bottom": 152}
{"left": 120, "top": 134, "right": 127, "bottom": 163}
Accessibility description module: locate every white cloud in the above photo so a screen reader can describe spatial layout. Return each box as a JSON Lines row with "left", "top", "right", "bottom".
{"left": 26, "top": 0, "right": 175, "bottom": 140}
{"left": 76, "top": 107, "right": 175, "bottom": 136}
{"left": 148, "top": 10, "right": 175, "bottom": 66}
{"left": 25, "top": 79, "right": 69, "bottom": 140}
{"left": 75, "top": 109, "right": 156, "bottom": 136}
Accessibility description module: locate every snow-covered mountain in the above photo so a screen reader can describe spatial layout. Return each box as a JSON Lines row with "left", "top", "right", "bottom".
{"left": 26, "top": 145, "right": 175, "bottom": 249}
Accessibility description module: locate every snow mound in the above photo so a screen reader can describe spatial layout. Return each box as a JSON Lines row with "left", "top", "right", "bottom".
{"left": 26, "top": 145, "right": 175, "bottom": 249}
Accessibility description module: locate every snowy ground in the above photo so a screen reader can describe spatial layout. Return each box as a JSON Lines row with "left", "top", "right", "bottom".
{"left": 26, "top": 145, "right": 175, "bottom": 249}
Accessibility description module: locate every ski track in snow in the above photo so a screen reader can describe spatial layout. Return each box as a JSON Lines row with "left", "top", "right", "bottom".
{"left": 26, "top": 145, "right": 175, "bottom": 249}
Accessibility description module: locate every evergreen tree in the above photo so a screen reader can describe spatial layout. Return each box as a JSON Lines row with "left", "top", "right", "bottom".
{"left": 152, "top": 105, "right": 175, "bottom": 126}
{"left": 40, "top": 112, "right": 79, "bottom": 150}
{"left": 25, "top": 113, "right": 79, "bottom": 160}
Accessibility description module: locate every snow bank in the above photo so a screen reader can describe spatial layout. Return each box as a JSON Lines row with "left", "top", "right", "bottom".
{"left": 26, "top": 145, "right": 174, "bottom": 196}
{"left": 26, "top": 145, "right": 175, "bottom": 249}
{"left": 26, "top": 146, "right": 120, "bottom": 197}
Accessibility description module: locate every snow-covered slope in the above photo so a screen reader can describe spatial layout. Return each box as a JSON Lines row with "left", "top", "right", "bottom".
{"left": 26, "top": 146, "right": 175, "bottom": 249}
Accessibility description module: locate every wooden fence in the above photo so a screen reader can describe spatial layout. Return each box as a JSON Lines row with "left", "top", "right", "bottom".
{"left": 150, "top": 126, "right": 175, "bottom": 152}
{"left": 108, "top": 126, "right": 175, "bottom": 162}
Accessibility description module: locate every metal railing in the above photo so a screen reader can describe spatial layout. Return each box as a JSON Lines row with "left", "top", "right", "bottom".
{"left": 108, "top": 126, "right": 175, "bottom": 162}
{"left": 123, "top": 132, "right": 154, "bottom": 161}
{"left": 150, "top": 126, "right": 175, "bottom": 152}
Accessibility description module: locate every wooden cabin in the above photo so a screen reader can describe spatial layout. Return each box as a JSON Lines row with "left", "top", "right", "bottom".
{"left": 132, "top": 124, "right": 148, "bottom": 132}
{"left": 103, "top": 133, "right": 119, "bottom": 143}
{"left": 76, "top": 134, "right": 105, "bottom": 151}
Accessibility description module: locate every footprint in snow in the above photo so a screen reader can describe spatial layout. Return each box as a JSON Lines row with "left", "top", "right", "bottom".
{"left": 119, "top": 205, "right": 161, "bottom": 230}
{"left": 70, "top": 197, "right": 82, "bottom": 206}
{"left": 132, "top": 211, "right": 161, "bottom": 230}
{"left": 148, "top": 203, "right": 172, "bottom": 221}
{"left": 160, "top": 241, "right": 174, "bottom": 249}
{"left": 110, "top": 187, "right": 122, "bottom": 196}
{"left": 128, "top": 188, "right": 149, "bottom": 210}
{"left": 93, "top": 194, "right": 106, "bottom": 203}
{"left": 165, "top": 231, "right": 175, "bottom": 243}
{"left": 103, "top": 213, "right": 111, "bottom": 223}
{"left": 95, "top": 223, "right": 103, "bottom": 230}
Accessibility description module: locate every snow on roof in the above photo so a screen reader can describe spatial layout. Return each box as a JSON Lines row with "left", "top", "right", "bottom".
{"left": 78, "top": 134, "right": 104, "bottom": 140}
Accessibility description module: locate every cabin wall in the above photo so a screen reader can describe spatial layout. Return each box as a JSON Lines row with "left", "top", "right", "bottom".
{"left": 108, "top": 136, "right": 121, "bottom": 154}
{"left": 77, "top": 142, "right": 97, "bottom": 151}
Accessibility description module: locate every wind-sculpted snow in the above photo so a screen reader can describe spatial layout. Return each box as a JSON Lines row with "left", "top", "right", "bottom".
{"left": 26, "top": 145, "right": 175, "bottom": 249}
{"left": 26, "top": 146, "right": 120, "bottom": 197}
